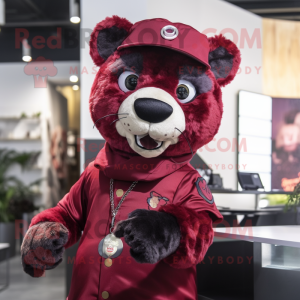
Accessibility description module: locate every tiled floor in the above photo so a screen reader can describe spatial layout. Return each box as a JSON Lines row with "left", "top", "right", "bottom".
{"left": 0, "top": 255, "right": 65, "bottom": 300}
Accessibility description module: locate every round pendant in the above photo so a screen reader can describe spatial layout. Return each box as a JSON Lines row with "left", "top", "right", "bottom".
{"left": 98, "top": 233, "right": 123, "bottom": 258}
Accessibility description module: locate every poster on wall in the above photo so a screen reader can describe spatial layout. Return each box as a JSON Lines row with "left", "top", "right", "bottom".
{"left": 272, "top": 97, "right": 300, "bottom": 191}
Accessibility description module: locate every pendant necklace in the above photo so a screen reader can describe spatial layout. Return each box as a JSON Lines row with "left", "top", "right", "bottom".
{"left": 98, "top": 178, "right": 138, "bottom": 259}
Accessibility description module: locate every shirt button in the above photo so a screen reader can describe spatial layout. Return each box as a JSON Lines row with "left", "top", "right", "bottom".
{"left": 116, "top": 189, "right": 124, "bottom": 197}
{"left": 102, "top": 291, "right": 109, "bottom": 299}
{"left": 104, "top": 258, "right": 113, "bottom": 267}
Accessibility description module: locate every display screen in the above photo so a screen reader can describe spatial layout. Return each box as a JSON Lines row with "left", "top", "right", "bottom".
{"left": 238, "top": 172, "right": 264, "bottom": 190}
{"left": 238, "top": 91, "right": 300, "bottom": 192}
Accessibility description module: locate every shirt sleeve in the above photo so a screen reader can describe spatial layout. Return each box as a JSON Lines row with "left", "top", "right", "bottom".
{"left": 30, "top": 165, "right": 91, "bottom": 248}
{"left": 172, "top": 170, "right": 223, "bottom": 223}
{"left": 158, "top": 170, "right": 223, "bottom": 269}
{"left": 57, "top": 166, "right": 89, "bottom": 232}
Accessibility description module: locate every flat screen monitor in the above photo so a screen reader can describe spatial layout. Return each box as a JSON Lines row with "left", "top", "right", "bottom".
{"left": 238, "top": 172, "right": 264, "bottom": 190}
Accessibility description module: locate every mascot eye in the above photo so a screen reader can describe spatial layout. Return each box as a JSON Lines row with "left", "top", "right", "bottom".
{"left": 176, "top": 80, "right": 196, "bottom": 103}
{"left": 118, "top": 71, "right": 139, "bottom": 92}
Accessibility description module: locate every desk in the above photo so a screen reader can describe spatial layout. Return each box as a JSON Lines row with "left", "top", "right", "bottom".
{"left": 218, "top": 207, "right": 300, "bottom": 231}
{"left": 0, "top": 243, "right": 9, "bottom": 292}
{"left": 211, "top": 189, "right": 290, "bottom": 210}
{"left": 218, "top": 207, "right": 282, "bottom": 215}
{"left": 218, "top": 207, "right": 284, "bottom": 227}
{"left": 214, "top": 226, "right": 300, "bottom": 300}
{"left": 214, "top": 225, "right": 300, "bottom": 247}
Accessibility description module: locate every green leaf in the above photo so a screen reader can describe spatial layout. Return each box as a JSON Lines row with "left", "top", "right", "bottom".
{"left": 0, "top": 148, "right": 42, "bottom": 222}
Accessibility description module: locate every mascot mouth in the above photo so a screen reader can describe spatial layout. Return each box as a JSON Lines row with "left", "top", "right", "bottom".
{"left": 135, "top": 134, "right": 163, "bottom": 150}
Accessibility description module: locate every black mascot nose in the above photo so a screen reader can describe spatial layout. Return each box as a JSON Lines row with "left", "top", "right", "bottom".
{"left": 134, "top": 98, "right": 173, "bottom": 123}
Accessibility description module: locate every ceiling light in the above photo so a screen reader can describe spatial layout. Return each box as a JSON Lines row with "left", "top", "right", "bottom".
{"left": 22, "top": 39, "right": 32, "bottom": 62}
{"left": 70, "top": 75, "right": 78, "bottom": 83}
{"left": 70, "top": 16, "right": 81, "bottom": 24}
{"left": 70, "top": 0, "right": 80, "bottom": 24}
{"left": 0, "top": 0, "right": 5, "bottom": 26}
{"left": 72, "top": 85, "right": 79, "bottom": 90}
{"left": 22, "top": 56, "right": 32, "bottom": 62}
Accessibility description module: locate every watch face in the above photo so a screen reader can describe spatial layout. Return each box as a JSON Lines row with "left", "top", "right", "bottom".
{"left": 195, "top": 177, "right": 214, "bottom": 204}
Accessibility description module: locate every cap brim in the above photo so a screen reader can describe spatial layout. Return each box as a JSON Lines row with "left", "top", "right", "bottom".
{"left": 117, "top": 43, "right": 211, "bottom": 69}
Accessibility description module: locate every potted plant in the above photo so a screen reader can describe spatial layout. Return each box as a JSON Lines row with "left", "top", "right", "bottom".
{"left": 285, "top": 183, "right": 300, "bottom": 210}
{"left": 0, "top": 149, "right": 41, "bottom": 259}
{"left": 282, "top": 183, "right": 300, "bottom": 225}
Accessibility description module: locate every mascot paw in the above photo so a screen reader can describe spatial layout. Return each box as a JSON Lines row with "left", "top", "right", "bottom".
{"left": 114, "top": 209, "right": 180, "bottom": 264}
{"left": 21, "top": 222, "right": 69, "bottom": 277}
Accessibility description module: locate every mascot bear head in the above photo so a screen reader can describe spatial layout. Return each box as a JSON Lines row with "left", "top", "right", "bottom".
{"left": 89, "top": 16, "right": 241, "bottom": 160}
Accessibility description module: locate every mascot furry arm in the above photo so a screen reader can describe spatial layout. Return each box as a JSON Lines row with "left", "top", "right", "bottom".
{"left": 21, "top": 175, "right": 214, "bottom": 275}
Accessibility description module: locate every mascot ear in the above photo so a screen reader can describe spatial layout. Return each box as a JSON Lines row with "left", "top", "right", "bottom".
{"left": 208, "top": 35, "right": 241, "bottom": 87}
{"left": 89, "top": 16, "right": 133, "bottom": 66}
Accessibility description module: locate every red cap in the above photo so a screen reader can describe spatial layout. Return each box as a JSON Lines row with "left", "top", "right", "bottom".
{"left": 118, "top": 18, "right": 210, "bottom": 68}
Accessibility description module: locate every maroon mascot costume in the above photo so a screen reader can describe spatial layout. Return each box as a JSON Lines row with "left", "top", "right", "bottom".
{"left": 21, "top": 16, "right": 241, "bottom": 300}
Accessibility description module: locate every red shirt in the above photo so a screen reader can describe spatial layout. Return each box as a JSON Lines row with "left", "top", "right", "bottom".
{"left": 58, "top": 145, "right": 222, "bottom": 300}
